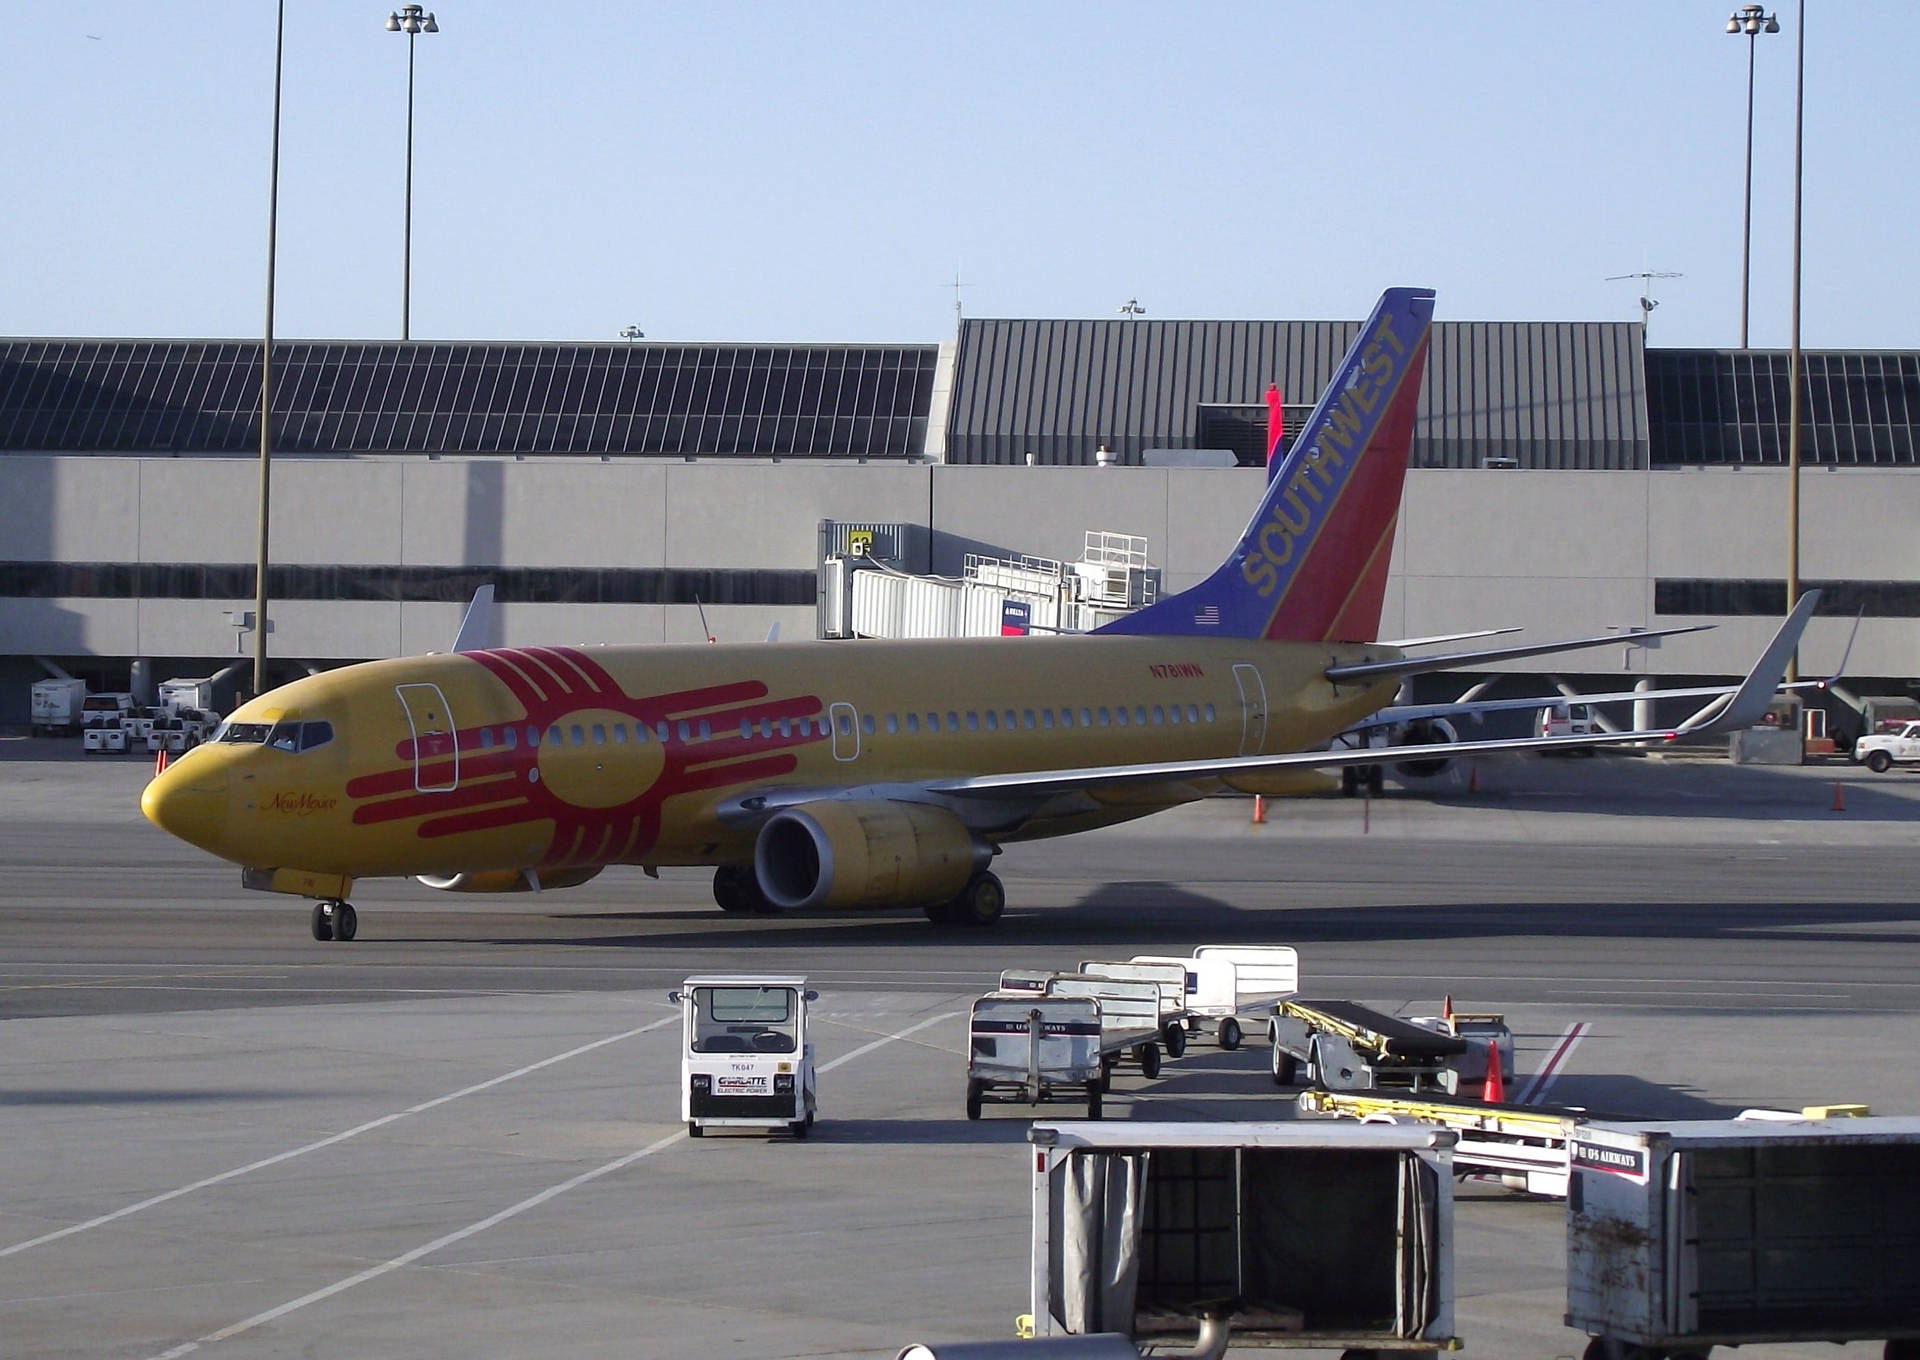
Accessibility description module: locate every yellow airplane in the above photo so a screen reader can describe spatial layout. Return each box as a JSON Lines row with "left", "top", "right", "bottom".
{"left": 141, "top": 288, "right": 1807, "bottom": 941}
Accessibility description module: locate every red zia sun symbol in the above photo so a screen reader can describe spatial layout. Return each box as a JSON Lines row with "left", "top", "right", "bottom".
{"left": 346, "top": 646, "right": 825, "bottom": 868}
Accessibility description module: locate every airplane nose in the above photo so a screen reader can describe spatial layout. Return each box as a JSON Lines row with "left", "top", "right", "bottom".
{"left": 142, "top": 759, "right": 229, "bottom": 852}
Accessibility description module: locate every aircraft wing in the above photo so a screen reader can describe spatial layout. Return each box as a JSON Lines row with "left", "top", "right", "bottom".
{"left": 924, "top": 591, "right": 1820, "bottom": 803}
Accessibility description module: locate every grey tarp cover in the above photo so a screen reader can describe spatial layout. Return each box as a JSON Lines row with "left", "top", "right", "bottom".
{"left": 1051, "top": 1151, "right": 1149, "bottom": 1334}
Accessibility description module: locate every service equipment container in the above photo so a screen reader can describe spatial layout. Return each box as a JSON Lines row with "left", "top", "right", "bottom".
{"left": 1028, "top": 1120, "right": 1458, "bottom": 1352}
{"left": 1567, "top": 1117, "right": 1920, "bottom": 1358}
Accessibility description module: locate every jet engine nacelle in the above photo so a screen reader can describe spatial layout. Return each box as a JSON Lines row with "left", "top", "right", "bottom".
{"left": 754, "top": 800, "right": 987, "bottom": 911}
{"left": 414, "top": 866, "right": 604, "bottom": 893}
{"left": 1391, "top": 717, "right": 1459, "bottom": 779}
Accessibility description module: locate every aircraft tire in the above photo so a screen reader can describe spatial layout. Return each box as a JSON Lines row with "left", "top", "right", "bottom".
{"left": 1341, "top": 766, "right": 1360, "bottom": 797}
{"left": 310, "top": 903, "right": 334, "bottom": 942}
{"left": 1366, "top": 764, "right": 1385, "bottom": 796}
{"left": 953, "top": 872, "right": 1005, "bottom": 927}
{"left": 334, "top": 903, "right": 358, "bottom": 942}
{"left": 712, "top": 866, "right": 752, "bottom": 913}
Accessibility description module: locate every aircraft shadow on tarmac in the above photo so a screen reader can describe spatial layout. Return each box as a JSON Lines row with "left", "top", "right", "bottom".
{"left": 1419, "top": 753, "right": 1920, "bottom": 822}
{"left": 444, "top": 881, "right": 1920, "bottom": 953}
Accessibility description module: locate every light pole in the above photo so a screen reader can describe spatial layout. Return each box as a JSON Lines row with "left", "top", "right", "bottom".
{"left": 1785, "top": 0, "right": 1805, "bottom": 682}
{"left": 385, "top": 5, "right": 439, "bottom": 341}
{"left": 1726, "top": 5, "right": 1779, "bottom": 349}
{"left": 255, "top": 0, "right": 287, "bottom": 701}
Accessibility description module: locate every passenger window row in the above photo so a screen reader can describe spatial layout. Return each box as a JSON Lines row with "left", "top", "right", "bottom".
{"left": 877, "top": 703, "right": 1215, "bottom": 736}
{"left": 463, "top": 702, "right": 1218, "bottom": 754}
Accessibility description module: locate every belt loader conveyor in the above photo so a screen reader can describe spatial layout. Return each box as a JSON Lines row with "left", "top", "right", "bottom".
{"left": 1300, "top": 1088, "right": 1585, "bottom": 1197}
{"left": 1268, "top": 998, "right": 1468, "bottom": 1093}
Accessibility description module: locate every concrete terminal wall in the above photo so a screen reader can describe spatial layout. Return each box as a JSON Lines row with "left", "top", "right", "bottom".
{"left": 1, "top": 457, "right": 1914, "bottom": 698}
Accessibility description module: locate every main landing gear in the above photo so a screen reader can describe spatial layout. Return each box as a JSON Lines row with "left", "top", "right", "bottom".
{"left": 711, "top": 865, "right": 776, "bottom": 914}
{"left": 311, "top": 899, "right": 358, "bottom": 942}
{"left": 923, "top": 871, "right": 1006, "bottom": 927}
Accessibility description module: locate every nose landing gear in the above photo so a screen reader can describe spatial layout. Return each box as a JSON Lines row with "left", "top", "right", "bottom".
{"left": 311, "top": 899, "right": 359, "bottom": 942}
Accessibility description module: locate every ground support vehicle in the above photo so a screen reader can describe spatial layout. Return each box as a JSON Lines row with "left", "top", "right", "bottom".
{"left": 1301, "top": 1088, "right": 1583, "bottom": 1197}
{"left": 1269, "top": 999, "right": 1468, "bottom": 1092}
{"left": 1041, "top": 975, "right": 1169, "bottom": 1081}
{"left": 1132, "top": 944, "right": 1300, "bottom": 1049}
{"left": 1076, "top": 959, "right": 1196, "bottom": 1057}
{"left": 30, "top": 677, "right": 86, "bottom": 736}
{"left": 1567, "top": 1117, "right": 1920, "bottom": 1360}
{"left": 1854, "top": 719, "right": 1920, "bottom": 773}
{"left": 967, "top": 995, "right": 1108, "bottom": 1120}
{"left": 668, "top": 974, "right": 817, "bottom": 1138}
{"left": 1027, "top": 1120, "right": 1459, "bottom": 1353}
{"left": 82, "top": 725, "right": 128, "bottom": 755}
{"left": 1404, "top": 1010, "right": 1515, "bottom": 1097}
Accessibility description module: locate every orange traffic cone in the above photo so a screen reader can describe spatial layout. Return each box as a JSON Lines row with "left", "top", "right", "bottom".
{"left": 1252, "top": 794, "right": 1266, "bottom": 825}
{"left": 1482, "top": 1045, "right": 1506, "bottom": 1104}
{"left": 1442, "top": 993, "right": 1453, "bottom": 1021}
{"left": 1833, "top": 782, "right": 1846, "bottom": 813}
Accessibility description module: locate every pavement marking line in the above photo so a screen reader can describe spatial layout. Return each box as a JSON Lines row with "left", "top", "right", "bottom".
{"left": 816, "top": 1010, "right": 961, "bottom": 1075}
{"left": 0, "top": 1013, "right": 678, "bottom": 1260}
{"left": 144, "top": 1008, "right": 963, "bottom": 1359}
{"left": 146, "top": 1129, "right": 690, "bottom": 1360}
{"left": 1515, "top": 1021, "right": 1589, "bottom": 1106}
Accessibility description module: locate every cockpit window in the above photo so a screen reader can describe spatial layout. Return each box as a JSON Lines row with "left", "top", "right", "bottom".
{"left": 219, "top": 720, "right": 334, "bottom": 752}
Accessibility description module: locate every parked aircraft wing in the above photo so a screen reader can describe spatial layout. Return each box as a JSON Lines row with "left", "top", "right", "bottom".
{"left": 924, "top": 594, "right": 1818, "bottom": 802}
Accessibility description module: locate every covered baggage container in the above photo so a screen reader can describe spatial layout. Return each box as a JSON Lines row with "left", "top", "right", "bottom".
{"left": 1028, "top": 1121, "right": 1458, "bottom": 1353}
{"left": 1567, "top": 1116, "right": 1920, "bottom": 1359}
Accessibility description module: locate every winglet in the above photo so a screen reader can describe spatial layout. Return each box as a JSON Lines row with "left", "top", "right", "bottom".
{"left": 1676, "top": 590, "right": 1821, "bottom": 737}
{"left": 451, "top": 585, "right": 496, "bottom": 653}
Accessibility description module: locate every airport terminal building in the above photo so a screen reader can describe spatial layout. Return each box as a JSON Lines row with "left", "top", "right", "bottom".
{"left": 1, "top": 317, "right": 1916, "bottom": 727}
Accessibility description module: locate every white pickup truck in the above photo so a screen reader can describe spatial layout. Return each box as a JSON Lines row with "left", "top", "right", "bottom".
{"left": 1854, "top": 720, "right": 1920, "bottom": 773}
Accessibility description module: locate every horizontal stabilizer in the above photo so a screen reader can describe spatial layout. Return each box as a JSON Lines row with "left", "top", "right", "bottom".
{"left": 1325, "top": 623, "right": 1711, "bottom": 686}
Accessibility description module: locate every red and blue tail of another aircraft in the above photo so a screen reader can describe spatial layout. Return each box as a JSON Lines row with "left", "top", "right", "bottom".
{"left": 1095, "top": 287, "right": 1435, "bottom": 644}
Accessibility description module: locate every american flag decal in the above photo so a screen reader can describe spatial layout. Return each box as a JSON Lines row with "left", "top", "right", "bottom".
{"left": 1194, "top": 605, "right": 1221, "bottom": 627}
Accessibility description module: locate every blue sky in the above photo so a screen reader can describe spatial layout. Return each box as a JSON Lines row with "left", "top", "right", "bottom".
{"left": 4, "top": 3, "right": 1911, "bottom": 347}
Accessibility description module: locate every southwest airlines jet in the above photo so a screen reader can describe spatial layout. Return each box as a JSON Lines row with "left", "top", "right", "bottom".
{"left": 142, "top": 289, "right": 1811, "bottom": 941}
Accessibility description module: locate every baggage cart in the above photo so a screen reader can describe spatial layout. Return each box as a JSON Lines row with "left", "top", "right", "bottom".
{"left": 1042, "top": 975, "right": 1167, "bottom": 1079}
{"left": 968, "top": 995, "right": 1106, "bottom": 1120}
{"left": 1133, "top": 945, "right": 1300, "bottom": 1049}
{"left": 1567, "top": 1117, "right": 1920, "bottom": 1360}
{"left": 668, "top": 974, "right": 817, "bottom": 1138}
{"left": 1027, "top": 1120, "right": 1459, "bottom": 1352}
{"left": 83, "top": 726, "right": 128, "bottom": 755}
{"left": 1076, "top": 959, "right": 1195, "bottom": 1057}
{"left": 1269, "top": 999, "right": 1467, "bottom": 1093}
